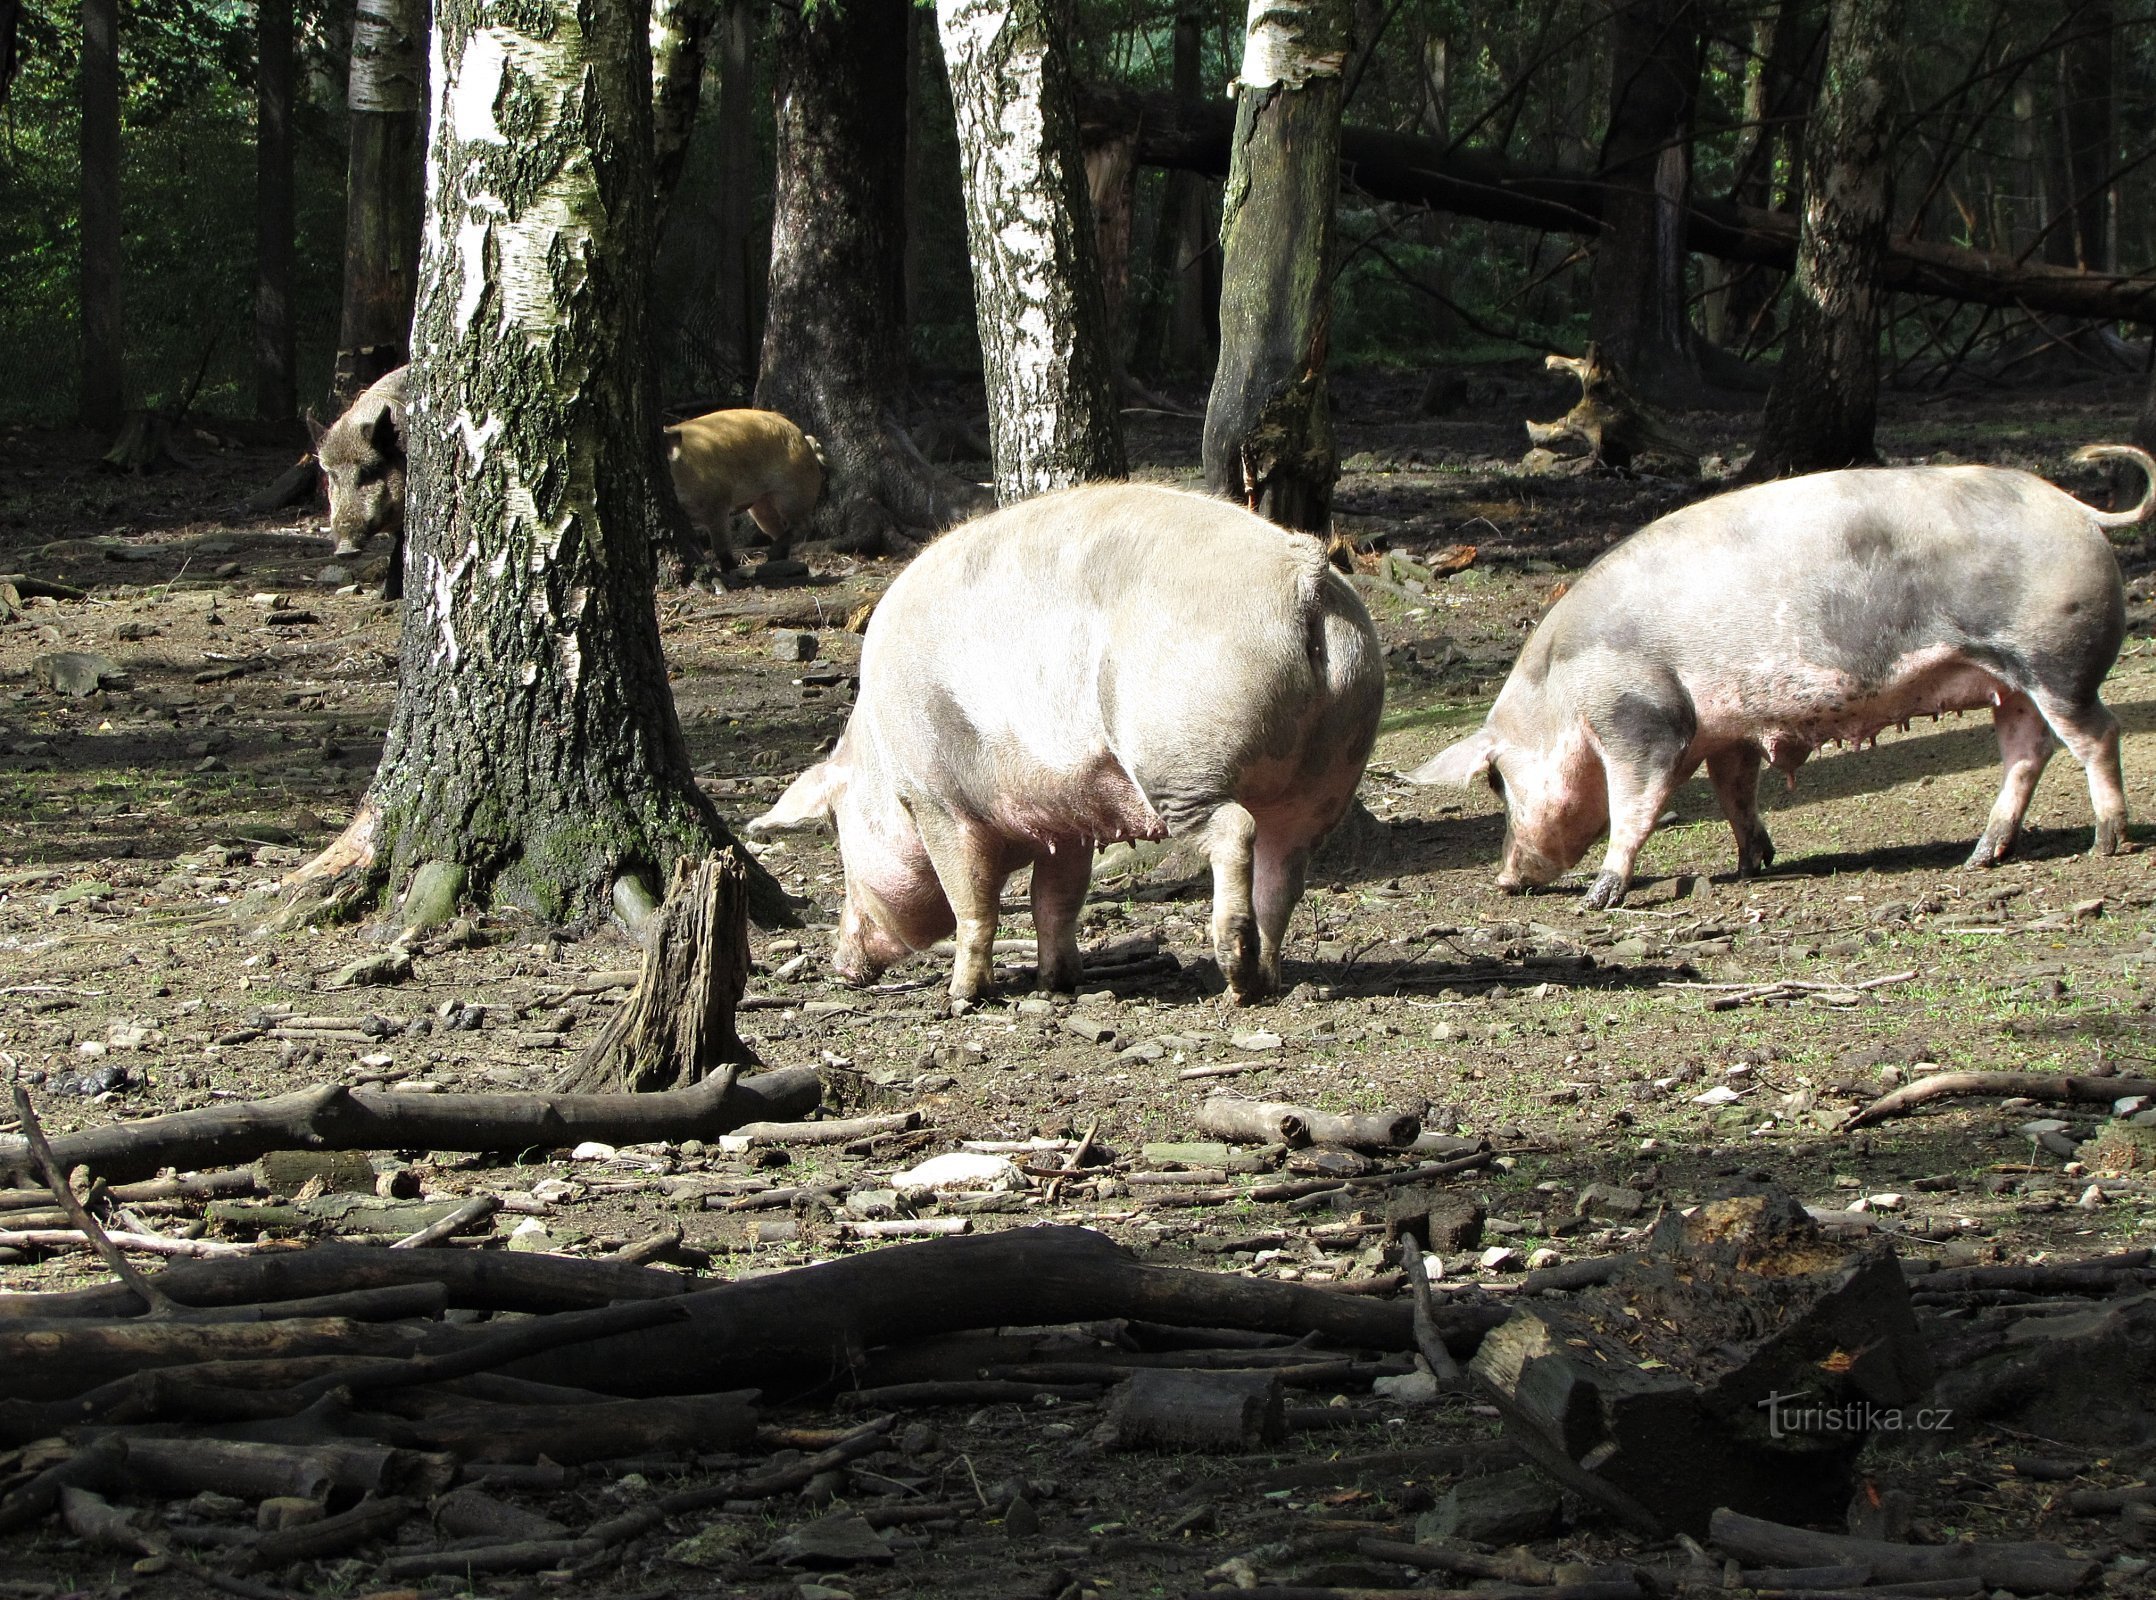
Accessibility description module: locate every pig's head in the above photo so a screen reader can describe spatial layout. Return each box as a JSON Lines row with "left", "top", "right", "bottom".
{"left": 1410, "top": 715, "right": 1607, "bottom": 892}
{"left": 747, "top": 743, "right": 955, "bottom": 984}
{"left": 311, "top": 392, "right": 406, "bottom": 559}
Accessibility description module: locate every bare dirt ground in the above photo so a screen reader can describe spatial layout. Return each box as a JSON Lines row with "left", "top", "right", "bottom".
{"left": 2, "top": 366, "right": 2154, "bottom": 1598}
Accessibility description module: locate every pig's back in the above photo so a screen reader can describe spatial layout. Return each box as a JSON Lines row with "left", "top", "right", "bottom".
{"left": 858, "top": 484, "right": 1376, "bottom": 819}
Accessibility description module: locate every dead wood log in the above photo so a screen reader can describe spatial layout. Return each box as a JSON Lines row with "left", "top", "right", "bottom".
{"left": 555, "top": 852, "right": 752, "bottom": 1094}
{"left": 1073, "top": 83, "right": 2156, "bottom": 326}
{"left": 1355, "top": 1539, "right": 1576, "bottom": 1585}
{"left": 727, "top": 1110, "right": 922, "bottom": 1145}
{"left": 390, "top": 1193, "right": 500, "bottom": 1248}
{"left": 1176, "top": 1587, "right": 1644, "bottom": 1600}
{"left": 1849, "top": 1071, "right": 2156, "bottom": 1129}
{"left": 1707, "top": 1507, "right": 2101, "bottom": 1594}
{"left": 0, "top": 1239, "right": 694, "bottom": 1320}
{"left": 1927, "top": 1289, "right": 2156, "bottom": 1447}
{"left": 430, "top": 1486, "right": 566, "bottom": 1542}
{"left": 341, "top": 1390, "right": 757, "bottom": 1463}
{"left": 499, "top": 1225, "right": 1422, "bottom": 1397}
{"left": 842, "top": 1377, "right": 1108, "bottom": 1408}
{"left": 1524, "top": 345, "right": 1699, "bottom": 472}
{"left": 247, "top": 1492, "right": 418, "bottom": 1567}
{"left": 1473, "top": 1192, "right": 1934, "bottom": 1538}
{"left": 0, "top": 1433, "right": 126, "bottom": 1536}
{"left": 0, "top": 1228, "right": 259, "bottom": 1259}
{"left": 1196, "top": 1098, "right": 1418, "bottom": 1150}
{"left": 103, "top": 1434, "right": 455, "bottom": 1503}
{"left": 0, "top": 1064, "right": 820, "bottom": 1186}
{"left": 0, "top": 1313, "right": 444, "bottom": 1402}
{"left": 1107, "top": 1369, "right": 1285, "bottom": 1450}
{"left": 241, "top": 452, "right": 321, "bottom": 514}
{"left": 1913, "top": 1248, "right": 2150, "bottom": 1294}
{"left": 9, "top": 1083, "right": 182, "bottom": 1314}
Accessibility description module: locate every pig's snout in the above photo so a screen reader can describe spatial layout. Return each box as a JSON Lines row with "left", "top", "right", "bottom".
{"left": 1495, "top": 824, "right": 1568, "bottom": 893}
{"left": 833, "top": 896, "right": 911, "bottom": 987}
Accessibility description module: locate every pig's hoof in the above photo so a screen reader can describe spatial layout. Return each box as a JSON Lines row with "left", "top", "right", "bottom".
{"left": 1583, "top": 871, "right": 1628, "bottom": 910}
{"left": 1963, "top": 833, "right": 2013, "bottom": 869}
{"left": 2094, "top": 817, "right": 2126, "bottom": 856}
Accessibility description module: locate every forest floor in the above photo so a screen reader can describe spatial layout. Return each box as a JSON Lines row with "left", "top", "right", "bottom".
{"left": 2, "top": 362, "right": 2154, "bottom": 1598}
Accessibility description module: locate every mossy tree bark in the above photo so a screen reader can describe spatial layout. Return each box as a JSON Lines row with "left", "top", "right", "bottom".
{"left": 1202, "top": 0, "right": 1350, "bottom": 532}
{"left": 1742, "top": 0, "right": 1894, "bottom": 479}
{"left": 79, "top": 0, "right": 122, "bottom": 431}
{"left": 332, "top": 0, "right": 425, "bottom": 406}
{"left": 938, "top": 0, "right": 1125, "bottom": 501}
{"left": 1588, "top": 0, "right": 1704, "bottom": 404}
{"left": 755, "top": 0, "right": 978, "bottom": 550}
{"left": 293, "top": 0, "right": 784, "bottom": 930}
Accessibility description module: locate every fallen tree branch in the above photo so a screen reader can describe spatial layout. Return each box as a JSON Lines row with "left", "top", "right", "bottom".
{"left": 1707, "top": 1507, "right": 2100, "bottom": 1594}
{"left": 0, "top": 1066, "right": 821, "bottom": 1186}
{"left": 9, "top": 1081, "right": 182, "bottom": 1313}
{"left": 1849, "top": 1070, "right": 2156, "bottom": 1128}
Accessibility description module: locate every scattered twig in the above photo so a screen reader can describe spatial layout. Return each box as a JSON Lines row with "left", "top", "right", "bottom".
{"left": 8, "top": 1077, "right": 183, "bottom": 1316}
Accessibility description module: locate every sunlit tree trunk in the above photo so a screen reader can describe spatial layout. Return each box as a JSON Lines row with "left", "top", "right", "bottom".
{"left": 938, "top": 0, "right": 1125, "bottom": 500}
{"left": 650, "top": 0, "right": 716, "bottom": 232}
{"left": 333, "top": 0, "right": 425, "bottom": 405}
{"left": 297, "top": 0, "right": 780, "bottom": 927}
{"left": 255, "top": 0, "right": 297, "bottom": 422}
{"left": 756, "top": 0, "right": 971, "bottom": 548}
{"left": 1743, "top": 0, "right": 1894, "bottom": 478}
{"left": 1589, "top": 0, "right": 1703, "bottom": 403}
{"left": 79, "top": 0, "right": 122, "bottom": 430}
{"left": 1202, "top": 0, "right": 1349, "bottom": 532}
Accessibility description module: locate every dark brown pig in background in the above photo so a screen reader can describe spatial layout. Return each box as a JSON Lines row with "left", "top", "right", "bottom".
{"left": 1413, "top": 445, "right": 2154, "bottom": 908}
{"left": 310, "top": 366, "right": 409, "bottom": 575}
{"left": 747, "top": 483, "right": 1385, "bottom": 1005}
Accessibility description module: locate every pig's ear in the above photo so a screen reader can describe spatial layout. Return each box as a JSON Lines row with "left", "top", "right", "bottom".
{"left": 365, "top": 404, "right": 402, "bottom": 457}
{"left": 305, "top": 408, "right": 326, "bottom": 449}
{"left": 748, "top": 759, "right": 847, "bottom": 835}
{"left": 1407, "top": 728, "right": 1498, "bottom": 787}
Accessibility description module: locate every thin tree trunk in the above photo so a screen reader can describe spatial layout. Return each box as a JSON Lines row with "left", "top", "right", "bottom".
{"left": 709, "top": 0, "right": 758, "bottom": 397}
{"left": 333, "top": 0, "right": 425, "bottom": 406}
{"left": 755, "top": 0, "right": 975, "bottom": 547}
{"left": 1131, "top": 8, "right": 1211, "bottom": 379}
{"left": 79, "top": 0, "right": 122, "bottom": 431}
{"left": 1084, "top": 129, "right": 1138, "bottom": 385}
{"left": 0, "top": 0, "right": 22, "bottom": 106}
{"left": 938, "top": 0, "right": 1125, "bottom": 501}
{"left": 255, "top": 0, "right": 298, "bottom": 423}
{"left": 1589, "top": 0, "right": 1704, "bottom": 403}
{"left": 1202, "top": 0, "right": 1350, "bottom": 532}
{"left": 1708, "top": 0, "right": 1821, "bottom": 352}
{"left": 294, "top": 0, "right": 784, "bottom": 929}
{"left": 1743, "top": 0, "right": 1894, "bottom": 479}
{"left": 2050, "top": 2, "right": 2113, "bottom": 272}
{"left": 650, "top": 0, "right": 717, "bottom": 234}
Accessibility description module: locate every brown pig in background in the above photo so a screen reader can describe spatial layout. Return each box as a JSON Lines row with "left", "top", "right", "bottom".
{"left": 748, "top": 483, "right": 1385, "bottom": 1005}
{"left": 1413, "top": 445, "right": 2154, "bottom": 908}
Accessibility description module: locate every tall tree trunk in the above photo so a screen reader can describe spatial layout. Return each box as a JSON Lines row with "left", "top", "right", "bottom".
{"left": 333, "top": 0, "right": 425, "bottom": 406}
{"left": 938, "top": 0, "right": 1125, "bottom": 501}
{"left": 1132, "top": 7, "right": 1212, "bottom": 379}
{"left": 709, "top": 0, "right": 758, "bottom": 397}
{"left": 1202, "top": 0, "right": 1349, "bottom": 532}
{"left": 295, "top": 0, "right": 782, "bottom": 929}
{"left": 0, "top": 0, "right": 22, "bottom": 107}
{"left": 2049, "top": 1, "right": 2113, "bottom": 272}
{"left": 651, "top": 0, "right": 716, "bottom": 233}
{"left": 1084, "top": 128, "right": 1138, "bottom": 385}
{"left": 1589, "top": 0, "right": 1704, "bottom": 403}
{"left": 79, "top": 0, "right": 122, "bottom": 431}
{"left": 1742, "top": 0, "right": 1894, "bottom": 479}
{"left": 755, "top": 0, "right": 974, "bottom": 547}
{"left": 1707, "top": 0, "right": 1821, "bottom": 352}
{"left": 255, "top": 0, "right": 297, "bottom": 423}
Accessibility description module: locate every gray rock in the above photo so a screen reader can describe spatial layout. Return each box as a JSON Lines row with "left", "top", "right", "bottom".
{"left": 768, "top": 1512, "right": 895, "bottom": 1567}
{"left": 1576, "top": 1182, "right": 1645, "bottom": 1220}
{"left": 34, "top": 650, "right": 122, "bottom": 697}
{"left": 1419, "top": 1465, "right": 1563, "bottom": 1544}
{"left": 772, "top": 629, "right": 819, "bottom": 663}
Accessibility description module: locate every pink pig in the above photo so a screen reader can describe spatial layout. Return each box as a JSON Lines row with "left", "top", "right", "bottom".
{"left": 748, "top": 483, "right": 1384, "bottom": 1004}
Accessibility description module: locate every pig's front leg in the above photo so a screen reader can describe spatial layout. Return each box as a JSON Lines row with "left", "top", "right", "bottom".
{"left": 1968, "top": 691, "right": 2058, "bottom": 866}
{"left": 1706, "top": 746, "right": 1775, "bottom": 878}
{"left": 909, "top": 806, "right": 1013, "bottom": 1001}
{"left": 1583, "top": 691, "right": 1694, "bottom": 910}
{"left": 1584, "top": 756, "right": 1689, "bottom": 911}
{"left": 1028, "top": 844, "right": 1093, "bottom": 992}
{"left": 1202, "top": 802, "right": 1265, "bottom": 1003}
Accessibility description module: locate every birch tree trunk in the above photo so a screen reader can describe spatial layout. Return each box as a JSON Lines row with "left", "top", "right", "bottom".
{"left": 1588, "top": 0, "right": 1703, "bottom": 404}
{"left": 938, "top": 0, "right": 1125, "bottom": 501}
{"left": 293, "top": 0, "right": 783, "bottom": 930}
{"left": 333, "top": 0, "right": 426, "bottom": 405}
{"left": 1742, "top": 0, "right": 1894, "bottom": 479}
{"left": 255, "top": 0, "right": 297, "bottom": 422}
{"left": 79, "top": 0, "right": 122, "bottom": 431}
{"left": 756, "top": 0, "right": 975, "bottom": 549}
{"left": 1202, "top": 0, "right": 1350, "bottom": 532}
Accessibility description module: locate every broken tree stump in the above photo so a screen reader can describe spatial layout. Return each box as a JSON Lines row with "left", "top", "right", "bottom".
{"left": 1523, "top": 343, "right": 1699, "bottom": 473}
{"left": 1107, "top": 1368, "right": 1285, "bottom": 1450}
{"left": 1471, "top": 1189, "right": 1934, "bottom": 1537}
{"left": 556, "top": 851, "right": 753, "bottom": 1094}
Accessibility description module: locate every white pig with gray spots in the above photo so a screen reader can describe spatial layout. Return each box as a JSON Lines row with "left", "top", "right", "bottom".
{"left": 749, "top": 483, "right": 1385, "bottom": 1004}
{"left": 1414, "top": 444, "right": 2153, "bottom": 907}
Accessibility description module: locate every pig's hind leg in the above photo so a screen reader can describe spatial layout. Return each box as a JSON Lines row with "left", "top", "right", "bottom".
{"left": 1251, "top": 837, "right": 1312, "bottom": 998}
{"left": 1200, "top": 803, "right": 1266, "bottom": 1003}
{"left": 2028, "top": 690, "right": 2129, "bottom": 857}
{"left": 1028, "top": 844, "right": 1093, "bottom": 992}
{"left": 1967, "top": 690, "right": 2058, "bottom": 866}
{"left": 1706, "top": 746, "right": 1775, "bottom": 878}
